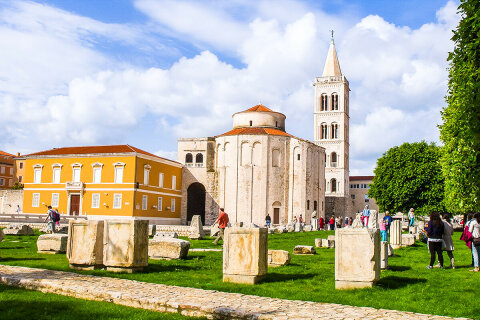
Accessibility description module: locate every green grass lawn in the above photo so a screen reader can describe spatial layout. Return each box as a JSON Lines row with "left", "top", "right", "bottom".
{"left": 0, "top": 283, "right": 205, "bottom": 320}
{"left": 0, "top": 230, "right": 479, "bottom": 319}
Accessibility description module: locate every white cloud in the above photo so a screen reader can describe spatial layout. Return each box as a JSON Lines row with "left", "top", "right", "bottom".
{"left": 0, "top": 0, "right": 460, "bottom": 175}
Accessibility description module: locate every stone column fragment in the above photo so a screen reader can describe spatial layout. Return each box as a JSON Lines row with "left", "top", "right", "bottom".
{"left": 380, "top": 241, "right": 388, "bottom": 269}
{"left": 189, "top": 215, "right": 205, "bottom": 240}
{"left": 390, "top": 220, "right": 402, "bottom": 249}
{"left": 67, "top": 220, "right": 104, "bottom": 270}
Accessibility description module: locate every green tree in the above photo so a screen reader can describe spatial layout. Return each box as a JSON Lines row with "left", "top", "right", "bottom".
{"left": 368, "top": 142, "right": 444, "bottom": 215}
{"left": 439, "top": 0, "right": 480, "bottom": 214}
{"left": 10, "top": 182, "right": 24, "bottom": 190}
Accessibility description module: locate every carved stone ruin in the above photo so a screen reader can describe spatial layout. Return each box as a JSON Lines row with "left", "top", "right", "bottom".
{"left": 3, "top": 224, "right": 34, "bottom": 235}
{"left": 401, "top": 234, "right": 415, "bottom": 247}
{"left": 390, "top": 220, "right": 402, "bottom": 249}
{"left": 67, "top": 220, "right": 104, "bottom": 270}
{"left": 223, "top": 227, "right": 268, "bottom": 284}
{"left": 149, "top": 238, "right": 190, "bottom": 260}
{"left": 293, "top": 245, "right": 316, "bottom": 254}
{"left": 314, "top": 238, "right": 322, "bottom": 247}
{"left": 335, "top": 227, "right": 380, "bottom": 289}
{"left": 268, "top": 250, "right": 290, "bottom": 267}
{"left": 148, "top": 224, "right": 156, "bottom": 237}
{"left": 153, "top": 231, "right": 178, "bottom": 240}
{"left": 367, "top": 210, "right": 379, "bottom": 229}
{"left": 37, "top": 233, "right": 68, "bottom": 254}
{"left": 189, "top": 215, "right": 205, "bottom": 240}
{"left": 103, "top": 220, "right": 149, "bottom": 273}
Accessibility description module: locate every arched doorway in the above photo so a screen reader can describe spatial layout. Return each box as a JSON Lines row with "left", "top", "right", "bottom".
{"left": 187, "top": 182, "right": 206, "bottom": 224}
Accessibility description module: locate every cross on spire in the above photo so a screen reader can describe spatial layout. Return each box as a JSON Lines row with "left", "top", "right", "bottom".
{"left": 329, "top": 30, "right": 335, "bottom": 43}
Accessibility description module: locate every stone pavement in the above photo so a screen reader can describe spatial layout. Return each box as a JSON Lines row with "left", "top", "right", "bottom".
{"left": 0, "top": 265, "right": 469, "bottom": 320}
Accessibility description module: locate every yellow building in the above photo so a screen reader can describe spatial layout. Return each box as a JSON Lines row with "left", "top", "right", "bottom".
{"left": 22, "top": 145, "right": 183, "bottom": 224}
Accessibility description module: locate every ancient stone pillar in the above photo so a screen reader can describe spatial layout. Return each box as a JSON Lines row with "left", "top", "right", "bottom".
{"left": 335, "top": 227, "right": 380, "bottom": 289}
{"left": 390, "top": 220, "right": 402, "bottom": 249}
{"left": 380, "top": 241, "right": 388, "bottom": 269}
{"left": 189, "top": 215, "right": 205, "bottom": 240}
{"left": 367, "top": 210, "right": 379, "bottom": 229}
{"left": 103, "top": 220, "right": 149, "bottom": 273}
{"left": 223, "top": 227, "right": 268, "bottom": 284}
{"left": 67, "top": 220, "right": 104, "bottom": 270}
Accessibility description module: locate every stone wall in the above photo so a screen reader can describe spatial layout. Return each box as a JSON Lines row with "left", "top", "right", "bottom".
{"left": 0, "top": 190, "right": 23, "bottom": 215}
{"left": 153, "top": 225, "right": 194, "bottom": 237}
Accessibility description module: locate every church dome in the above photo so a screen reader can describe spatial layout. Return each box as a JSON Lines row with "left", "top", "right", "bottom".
{"left": 232, "top": 105, "right": 286, "bottom": 131}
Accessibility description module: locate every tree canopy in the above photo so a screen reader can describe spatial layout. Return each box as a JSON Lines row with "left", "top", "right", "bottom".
{"left": 368, "top": 142, "right": 444, "bottom": 215}
{"left": 439, "top": 0, "right": 480, "bottom": 214}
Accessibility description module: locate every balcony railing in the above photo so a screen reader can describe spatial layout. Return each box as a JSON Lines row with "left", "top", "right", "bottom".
{"left": 331, "top": 162, "right": 337, "bottom": 168}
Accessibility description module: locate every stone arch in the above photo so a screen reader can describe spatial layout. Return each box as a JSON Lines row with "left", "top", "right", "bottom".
{"left": 187, "top": 182, "right": 206, "bottom": 224}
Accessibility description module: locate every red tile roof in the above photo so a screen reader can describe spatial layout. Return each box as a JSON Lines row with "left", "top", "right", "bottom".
{"left": 217, "top": 127, "right": 293, "bottom": 137}
{"left": 245, "top": 104, "right": 274, "bottom": 112}
{"left": 24, "top": 145, "right": 179, "bottom": 163}
{"left": 0, "top": 151, "right": 15, "bottom": 157}
{"left": 350, "top": 176, "right": 374, "bottom": 181}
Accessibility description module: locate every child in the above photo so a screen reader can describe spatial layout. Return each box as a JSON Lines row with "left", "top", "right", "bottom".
{"left": 380, "top": 218, "right": 387, "bottom": 241}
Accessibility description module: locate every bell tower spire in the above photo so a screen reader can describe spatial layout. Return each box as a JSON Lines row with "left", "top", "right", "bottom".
{"left": 322, "top": 31, "right": 342, "bottom": 77}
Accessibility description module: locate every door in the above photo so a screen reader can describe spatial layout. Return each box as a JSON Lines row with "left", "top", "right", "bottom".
{"left": 273, "top": 208, "right": 279, "bottom": 225}
{"left": 70, "top": 194, "right": 80, "bottom": 216}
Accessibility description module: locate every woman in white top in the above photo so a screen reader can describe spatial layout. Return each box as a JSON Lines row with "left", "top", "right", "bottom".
{"left": 469, "top": 213, "right": 480, "bottom": 272}
{"left": 442, "top": 214, "right": 455, "bottom": 269}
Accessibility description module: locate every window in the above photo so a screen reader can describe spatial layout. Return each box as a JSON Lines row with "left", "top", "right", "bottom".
{"left": 32, "top": 193, "right": 40, "bottom": 207}
{"left": 51, "top": 193, "right": 59, "bottom": 207}
{"left": 34, "top": 168, "right": 42, "bottom": 183}
{"left": 142, "top": 195, "right": 148, "bottom": 210}
{"left": 331, "top": 152, "right": 337, "bottom": 167}
{"left": 93, "top": 167, "right": 102, "bottom": 183}
{"left": 53, "top": 168, "right": 61, "bottom": 183}
{"left": 8, "top": 179, "right": 12, "bottom": 186}
{"left": 249, "top": 120, "right": 253, "bottom": 126}
{"left": 72, "top": 167, "right": 81, "bottom": 182}
{"left": 351, "top": 194, "right": 356, "bottom": 200}
{"left": 321, "top": 123, "right": 328, "bottom": 139}
{"left": 331, "top": 93, "right": 339, "bottom": 110}
{"left": 18, "top": 176, "right": 22, "bottom": 183}
{"left": 159, "top": 173, "right": 164, "bottom": 187}
{"left": 331, "top": 123, "right": 338, "bottom": 139}
{"left": 297, "top": 154, "right": 301, "bottom": 161}
{"left": 19, "top": 162, "right": 23, "bottom": 169}
{"left": 321, "top": 93, "right": 328, "bottom": 111}
{"left": 171, "top": 198, "right": 175, "bottom": 212}
{"left": 364, "top": 194, "right": 369, "bottom": 202}
{"left": 0, "top": 178, "right": 4, "bottom": 186}
{"left": 9, "top": 167, "right": 13, "bottom": 175}
{"left": 0, "top": 166, "right": 4, "bottom": 174}
{"left": 185, "top": 153, "right": 193, "bottom": 163}
{"left": 144, "top": 166, "right": 150, "bottom": 185}
{"left": 157, "top": 197, "right": 163, "bottom": 211}
{"left": 114, "top": 166, "right": 124, "bottom": 183}
{"left": 172, "top": 176, "right": 176, "bottom": 190}
{"left": 275, "top": 121, "right": 278, "bottom": 127}
{"left": 195, "top": 153, "right": 203, "bottom": 163}
{"left": 92, "top": 193, "right": 100, "bottom": 208}
{"left": 331, "top": 178, "right": 337, "bottom": 193}
{"left": 113, "top": 194, "right": 122, "bottom": 209}
{"left": 314, "top": 201, "right": 318, "bottom": 211}
{"left": 307, "top": 200, "right": 310, "bottom": 210}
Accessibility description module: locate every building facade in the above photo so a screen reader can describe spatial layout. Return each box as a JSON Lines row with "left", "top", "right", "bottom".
{"left": 349, "top": 176, "right": 379, "bottom": 213}
{"left": 178, "top": 105, "right": 326, "bottom": 226}
{"left": 0, "top": 151, "right": 15, "bottom": 189}
{"left": 14, "top": 153, "right": 26, "bottom": 185}
{"left": 314, "top": 37, "right": 351, "bottom": 218}
{"left": 22, "top": 145, "right": 183, "bottom": 224}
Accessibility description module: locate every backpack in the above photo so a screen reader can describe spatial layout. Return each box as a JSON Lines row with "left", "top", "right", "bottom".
{"left": 51, "top": 210, "right": 60, "bottom": 222}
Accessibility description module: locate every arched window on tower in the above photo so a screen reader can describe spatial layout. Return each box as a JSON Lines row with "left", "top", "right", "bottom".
{"left": 321, "top": 123, "right": 328, "bottom": 139}
{"left": 331, "top": 178, "right": 337, "bottom": 193}
{"left": 195, "top": 153, "right": 203, "bottom": 167}
{"left": 321, "top": 94, "right": 328, "bottom": 111}
{"left": 185, "top": 153, "right": 193, "bottom": 164}
{"left": 331, "top": 93, "right": 339, "bottom": 110}
{"left": 331, "top": 152, "right": 337, "bottom": 167}
{"left": 331, "top": 123, "right": 338, "bottom": 139}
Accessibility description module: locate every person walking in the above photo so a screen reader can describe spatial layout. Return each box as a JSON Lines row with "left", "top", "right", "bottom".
{"left": 384, "top": 211, "right": 392, "bottom": 235}
{"left": 329, "top": 216, "right": 335, "bottom": 230}
{"left": 44, "top": 206, "right": 56, "bottom": 234}
{"left": 425, "top": 212, "right": 445, "bottom": 269}
{"left": 408, "top": 208, "right": 415, "bottom": 227}
{"left": 212, "top": 208, "right": 229, "bottom": 245}
{"left": 299, "top": 214, "right": 304, "bottom": 224}
{"left": 265, "top": 214, "right": 271, "bottom": 228}
{"left": 344, "top": 216, "right": 349, "bottom": 226}
{"left": 380, "top": 217, "right": 387, "bottom": 242}
{"left": 442, "top": 214, "right": 455, "bottom": 269}
{"left": 469, "top": 213, "right": 480, "bottom": 272}
{"left": 362, "top": 205, "right": 370, "bottom": 227}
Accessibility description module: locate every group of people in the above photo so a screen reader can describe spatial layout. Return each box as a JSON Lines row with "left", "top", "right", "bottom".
{"left": 44, "top": 206, "right": 61, "bottom": 233}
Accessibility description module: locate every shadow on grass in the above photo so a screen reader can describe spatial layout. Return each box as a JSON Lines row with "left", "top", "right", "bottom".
{"left": 263, "top": 272, "right": 316, "bottom": 283}
{"left": 0, "top": 257, "right": 46, "bottom": 262}
{"left": 0, "top": 247, "right": 27, "bottom": 250}
{"left": 143, "top": 264, "right": 201, "bottom": 273}
{"left": 388, "top": 265, "right": 411, "bottom": 272}
{"left": 377, "top": 276, "right": 427, "bottom": 289}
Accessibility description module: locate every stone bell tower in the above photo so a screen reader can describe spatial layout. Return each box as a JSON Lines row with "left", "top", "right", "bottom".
{"left": 313, "top": 34, "right": 350, "bottom": 217}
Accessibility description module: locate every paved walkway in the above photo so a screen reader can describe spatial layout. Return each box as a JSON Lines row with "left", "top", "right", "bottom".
{"left": 0, "top": 265, "right": 469, "bottom": 320}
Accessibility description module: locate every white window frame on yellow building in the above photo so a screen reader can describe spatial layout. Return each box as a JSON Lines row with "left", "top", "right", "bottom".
{"left": 51, "top": 193, "right": 59, "bottom": 207}
{"left": 144, "top": 164, "right": 151, "bottom": 185}
{"left": 71, "top": 163, "right": 82, "bottom": 183}
{"left": 113, "top": 162, "right": 125, "bottom": 184}
{"left": 32, "top": 193, "right": 40, "bottom": 207}
{"left": 92, "top": 193, "right": 100, "bottom": 208}
{"left": 172, "top": 175, "right": 176, "bottom": 190}
{"left": 113, "top": 193, "right": 122, "bottom": 209}
{"left": 159, "top": 172, "right": 164, "bottom": 187}
{"left": 171, "top": 198, "right": 175, "bottom": 212}
{"left": 92, "top": 162, "right": 103, "bottom": 183}
{"left": 33, "top": 164, "right": 43, "bottom": 183}
{"left": 52, "top": 163, "right": 62, "bottom": 184}
{"left": 157, "top": 197, "right": 162, "bottom": 211}
{"left": 142, "top": 194, "right": 148, "bottom": 210}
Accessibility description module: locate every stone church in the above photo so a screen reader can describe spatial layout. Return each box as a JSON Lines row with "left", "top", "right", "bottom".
{"left": 178, "top": 36, "right": 353, "bottom": 226}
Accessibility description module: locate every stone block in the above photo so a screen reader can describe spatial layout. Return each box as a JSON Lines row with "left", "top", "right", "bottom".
{"left": 321, "top": 238, "right": 335, "bottom": 248}
{"left": 267, "top": 228, "right": 275, "bottom": 234}
{"left": 67, "top": 220, "right": 104, "bottom": 270}
{"left": 327, "top": 235, "right": 335, "bottom": 241}
{"left": 388, "top": 243, "right": 394, "bottom": 257}
{"left": 210, "top": 224, "right": 220, "bottom": 237}
{"left": 275, "top": 226, "right": 287, "bottom": 234}
{"left": 314, "top": 238, "right": 322, "bottom": 247}
{"left": 311, "top": 219, "right": 319, "bottom": 231}
{"left": 148, "top": 225, "right": 156, "bottom": 237}
{"left": 103, "top": 220, "right": 149, "bottom": 273}
{"left": 3, "top": 224, "right": 34, "bottom": 235}
{"left": 390, "top": 220, "right": 402, "bottom": 249}
{"left": 380, "top": 241, "right": 388, "bottom": 269}
{"left": 409, "top": 226, "right": 417, "bottom": 235}
{"left": 37, "top": 233, "right": 68, "bottom": 254}
{"left": 335, "top": 228, "right": 380, "bottom": 289}
{"left": 401, "top": 234, "right": 415, "bottom": 247}
{"left": 293, "top": 245, "right": 316, "bottom": 255}
{"left": 149, "top": 238, "right": 190, "bottom": 260}
{"left": 223, "top": 227, "right": 268, "bottom": 285}
{"left": 303, "top": 225, "right": 312, "bottom": 232}
{"left": 153, "top": 232, "right": 178, "bottom": 240}
{"left": 268, "top": 250, "right": 290, "bottom": 267}
{"left": 189, "top": 215, "right": 205, "bottom": 240}
{"left": 367, "top": 210, "right": 379, "bottom": 229}
{"left": 287, "top": 224, "right": 295, "bottom": 233}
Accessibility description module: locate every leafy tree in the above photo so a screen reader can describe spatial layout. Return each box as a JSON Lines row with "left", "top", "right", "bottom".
{"left": 439, "top": 0, "right": 480, "bottom": 214}
{"left": 10, "top": 182, "right": 24, "bottom": 190}
{"left": 368, "top": 142, "right": 444, "bottom": 215}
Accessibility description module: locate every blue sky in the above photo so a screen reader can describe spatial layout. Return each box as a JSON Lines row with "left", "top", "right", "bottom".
{"left": 0, "top": 0, "right": 459, "bottom": 174}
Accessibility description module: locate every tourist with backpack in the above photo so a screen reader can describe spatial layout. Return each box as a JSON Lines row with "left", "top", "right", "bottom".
{"left": 44, "top": 206, "right": 56, "bottom": 233}
{"left": 468, "top": 213, "right": 480, "bottom": 272}
{"left": 460, "top": 213, "right": 474, "bottom": 267}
